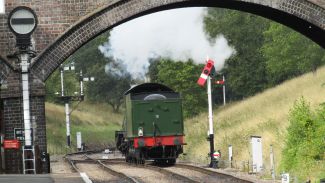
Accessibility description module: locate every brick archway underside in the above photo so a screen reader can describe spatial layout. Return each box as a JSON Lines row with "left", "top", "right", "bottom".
{"left": 2, "top": 0, "right": 325, "bottom": 83}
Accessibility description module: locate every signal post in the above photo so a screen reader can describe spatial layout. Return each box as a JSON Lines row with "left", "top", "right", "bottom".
{"left": 1, "top": 6, "right": 50, "bottom": 174}
{"left": 197, "top": 59, "right": 218, "bottom": 168}
{"left": 57, "top": 66, "right": 94, "bottom": 147}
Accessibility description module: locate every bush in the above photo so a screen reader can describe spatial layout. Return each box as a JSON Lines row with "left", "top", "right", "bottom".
{"left": 281, "top": 97, "right": 325, "bottom": 181}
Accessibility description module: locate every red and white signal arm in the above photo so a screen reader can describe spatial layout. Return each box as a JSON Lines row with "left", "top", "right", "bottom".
{"left": 197, "top": 59, "right": 215, "bottom": 86}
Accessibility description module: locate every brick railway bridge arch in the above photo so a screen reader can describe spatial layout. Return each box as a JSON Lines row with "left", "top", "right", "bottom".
{"left": 0, "top": 0, "right": 324, "bottom": 173}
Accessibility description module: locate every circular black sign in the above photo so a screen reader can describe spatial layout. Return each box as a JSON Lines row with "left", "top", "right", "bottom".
{"left": 8, "top": 6, "right": 37, "bottom": 35}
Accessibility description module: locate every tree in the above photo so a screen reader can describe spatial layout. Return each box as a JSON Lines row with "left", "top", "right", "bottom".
{"left": 204, "top": 8, "right": 270, "bottom": 99}
{"left": 261, "top": 23, "right": 325, "bottom": 85}
{"left": 87, "top": 68, "right": 131, "bottom": 113}
{"left": 70, "top": 31, "right": 111, "bottom": 75}
{"left": 146, "top": 57, "right": 161, "bottom": 82}
{"left": 155, "top": 59, "right": 206, "bottom": 117}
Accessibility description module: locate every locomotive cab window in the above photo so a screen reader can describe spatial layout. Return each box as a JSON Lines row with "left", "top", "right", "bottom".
{"left": 144, "top": 94, "right": 167, "bottom": 100}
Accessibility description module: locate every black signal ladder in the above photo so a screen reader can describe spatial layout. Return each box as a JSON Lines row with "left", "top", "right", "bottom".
{"left": 22, "top": 146, "right": 36, "bottom": 174}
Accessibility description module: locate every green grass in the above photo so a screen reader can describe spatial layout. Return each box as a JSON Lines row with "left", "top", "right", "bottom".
{"left": 46, "top": 101, "right": 123, "bottom": 154}
{"left": 183, "top": 67, "right": 325, "bottom": 181}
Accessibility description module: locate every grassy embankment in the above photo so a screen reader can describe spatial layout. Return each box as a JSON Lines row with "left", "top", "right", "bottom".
{"left": 184, "top": 67, "right": 325, "bottom": 179}
{"left": 46, "top": 101, "right": 123, "bottom": 154}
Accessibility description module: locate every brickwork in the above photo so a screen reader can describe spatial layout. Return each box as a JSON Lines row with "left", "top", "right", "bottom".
{"left": 1, "top": 72, "right": 45, "bottom": 99}
{"left": 2, "top": 96, "right": 47, "bottom": 173}
{"left": 308, "top": 0, "right": 325, "bottom": 9}
{"left": 0, "top": 0, "right": 108, "bottom": 59}
{"left": 3, "top": 97, "right": 23, "bottom": 173}
{"left": 0, "top": 0, "right": 323, "bottom": 174}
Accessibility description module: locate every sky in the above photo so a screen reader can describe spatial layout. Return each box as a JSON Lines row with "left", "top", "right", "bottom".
{"left": 99, "top": 7, "right": 235, "bottom": 78}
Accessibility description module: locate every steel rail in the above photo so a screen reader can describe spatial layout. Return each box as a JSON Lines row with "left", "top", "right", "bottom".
{"left": 65, "top": 149, "right": 105, "bottom": 157}
{"left": 174, "top": 163, "right": 253, "bottom": 183}
{"left": 143, "top": 164, "right": 199, "bottom": 183}
{"left": 98, "top": 160, "right": 141, "bottom": 183}
{"left": 84, "top": 154, "right": 141, "bottom": 183}
{"left": 100, "top": 159, "right": 198, "bottom": 183}
{"left": 68, "top": 151, "right": 249, "bottom": 183}
{"left": 65, "top": 156, "right": 80, "bottom": 173}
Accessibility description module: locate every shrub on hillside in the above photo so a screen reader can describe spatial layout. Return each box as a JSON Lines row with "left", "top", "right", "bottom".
{"left": 281, "top": 97, "right": 325, "bottom": 181}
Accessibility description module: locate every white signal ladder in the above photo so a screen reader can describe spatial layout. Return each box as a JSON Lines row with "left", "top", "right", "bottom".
{"left": 22, "top": 146, "right": 36, "bottom": 174}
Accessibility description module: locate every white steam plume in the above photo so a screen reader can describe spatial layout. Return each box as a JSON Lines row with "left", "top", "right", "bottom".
{"left": 99, "top": 7, "right": 234, "bottom": 78}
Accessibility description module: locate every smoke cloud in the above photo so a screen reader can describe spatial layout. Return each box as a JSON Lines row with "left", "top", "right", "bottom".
{"left": 99, "top": 7, "right": 235, "bottom": 78}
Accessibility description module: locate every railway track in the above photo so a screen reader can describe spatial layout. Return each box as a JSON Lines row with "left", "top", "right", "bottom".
{"left": 172, "top": 163, "right": 253, "bottom": 183}
{"left": 66, "top": 151, "right": 253, "bottom": 183}
{"left": 93, "top": 155, "right": 196, "bottom": 183}
{"left": 66, "top": 153, "right": 139, "bottom": 183}
{"left": 108, "top": 161, "right": 198, "bottom": 183}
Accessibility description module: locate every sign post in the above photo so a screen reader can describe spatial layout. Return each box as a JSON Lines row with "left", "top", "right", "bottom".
{"left": 270, "top": 145, "right": 275, "bottom": 180}
{"left": 76, "top": 132, "right": 82, "bottom": 151}
{"left": 229, "top": 145, "right": 233, "bottom": 168}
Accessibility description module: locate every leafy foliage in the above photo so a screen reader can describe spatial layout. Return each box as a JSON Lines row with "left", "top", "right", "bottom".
{"left": 146, "top": 57, "right": 160, "bottom": 82}
{"left": 203, "top": 8, "right": 325, "bottom": 100}
{"left": 155, "top": 59, "right": 207, "bottom": 117}
{"left": 204, "top": 9, "right": 270, "bottom": 99}
{"left": 45, "top": 69, "right": 80, "bottom": 102}
{"left": 281, "top": 98, "right": 325, "bottom": 180}
{"left": 87, "top": 67, "right": 131, "bottom": 113}
{"left": 261, "top": 23, "right": 325, "bottom": 85}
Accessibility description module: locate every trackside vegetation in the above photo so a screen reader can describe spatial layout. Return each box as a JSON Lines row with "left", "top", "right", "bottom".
{"left": 281, "top": 98, "right": 325, "bottom": 181}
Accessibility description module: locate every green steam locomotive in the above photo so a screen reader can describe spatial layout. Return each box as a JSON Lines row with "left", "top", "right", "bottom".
{"left": 115, "top": 83, "right": 185, "bottom": 165}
